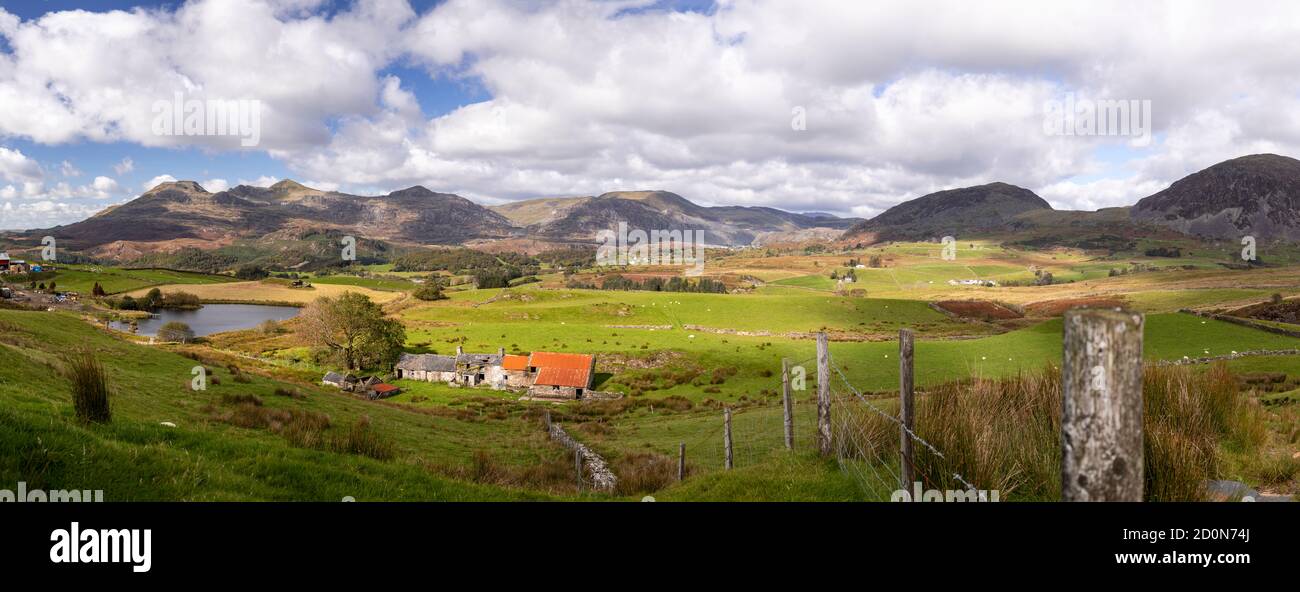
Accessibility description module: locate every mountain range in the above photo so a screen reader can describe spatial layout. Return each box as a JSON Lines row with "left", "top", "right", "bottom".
{"left": 17, "top": 182, "right": 858, "bottom": 258}
{"left": 8, "top": 153, "right": 1300, "bottom": 260}
{"left": 841, "top": 153, "right": 1300, "bottom": 245}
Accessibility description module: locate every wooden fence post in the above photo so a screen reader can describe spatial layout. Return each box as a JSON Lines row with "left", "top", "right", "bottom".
{"left": 575, "top": 448, "right": 583, "bottom": 493}
{"left": 678, "top": 442, "right": 686, "bottom": 481}
{"left": 544, "top": 409, "right": 552, "bottom": 431}
{"left": 1062, "top": 308, "right": 1145, "bottom": 502}
{"left": 782, "top": 358, "right": 794, "bottom": 450}
{"left": 899, "top": 328, "right": 915, "bottom": 491}
{"left": 816, "top": 332, "right": 831, "bottom": 456}
{"left": 724, "top": 408, "right": 734, "bottom": 470}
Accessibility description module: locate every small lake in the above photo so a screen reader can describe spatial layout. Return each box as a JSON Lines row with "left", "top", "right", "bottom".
{"left": 111, "top": 304, "right": 301, "bottom": 337}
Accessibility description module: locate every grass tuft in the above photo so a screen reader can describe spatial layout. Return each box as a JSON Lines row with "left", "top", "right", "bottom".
{"left": 63, "top": 349, "right": 111, "bottom": 424}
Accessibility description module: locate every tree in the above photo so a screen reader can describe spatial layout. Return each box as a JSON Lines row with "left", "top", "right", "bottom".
{"left": 235, "top": 265, "right": 269, "bottom": 280}
{"left": 157, "top": 321, "right": 195, "bottom": 343}
{"left": 139, "top": 287, "right": 163, "bottom": 310}
{"left": 48, "top": 281, "right": 57, "bottom": 292}
{"left": 412, "top": 283, "right": 447, "bottom": 301}
{"left": 92, "top": 282, "right": 106, "bottom": 297}
{"left": 299, "top": 293, "right": 405, "bottom": 370}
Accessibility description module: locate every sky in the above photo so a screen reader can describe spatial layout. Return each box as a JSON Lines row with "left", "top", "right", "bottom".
{"left": 2, "top": 0, "right": 1300, "bottom": 230}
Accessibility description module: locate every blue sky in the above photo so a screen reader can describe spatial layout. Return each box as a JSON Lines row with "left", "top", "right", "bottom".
{"left": 1, "top": 0, "right": 1295, "bottom": 230}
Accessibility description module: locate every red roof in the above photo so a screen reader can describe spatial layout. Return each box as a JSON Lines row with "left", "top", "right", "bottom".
{"left": 371, "top": 383, "right": 400, "bottom": 393}
{"left": 528, "top": 352, "right": 594, "bottom": 370}
{"left": 534, "top": 367, "right": 592, "bottom": 389}
{"left": 502, "top": 354, "right": 529, "bottom": 371}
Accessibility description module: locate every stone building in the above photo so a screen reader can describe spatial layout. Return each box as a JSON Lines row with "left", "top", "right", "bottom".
{"left": 394, "top": 353, "right": 457, "bottom": 383}
{"left": 526, "top": 352, "right": 596, "bottom": 399}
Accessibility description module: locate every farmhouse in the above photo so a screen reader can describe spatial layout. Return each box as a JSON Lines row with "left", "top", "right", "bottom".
{"left": 395, "top": 353, "right": 457, "bottom": 382}
{"left": 385, "top": 346, "right": 603, "bottom": 399}
{"left": 455, "top": 346, "right": 506, "bottom": 388}
{"left": 527, "top": 352, "right": 596, "bottom": 399}
{"left": 0, "top": 252, "right": 8, "bottom": 270}
{"left": 948, "top": 279, "right": 998, "bottom": 287}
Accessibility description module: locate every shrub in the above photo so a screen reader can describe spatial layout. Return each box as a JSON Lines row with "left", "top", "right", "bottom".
{"left": 157, "top": 321, "right": 195, "bottom": 343}
{"left": 221, "top": 393, "right": 263, "bottom": 407}
{"left": 412, "top": 284, "right": 448, "bottom": 301}
{"left": 64, "top": 349, "right": 111, "bottom": 423}
{"left": 273, "top": 387, "right": 306, "bottom": 400}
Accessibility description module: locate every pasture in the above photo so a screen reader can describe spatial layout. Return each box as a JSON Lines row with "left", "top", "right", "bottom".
{"left": 126, "top": 279, "right": 404, "bottom": 304}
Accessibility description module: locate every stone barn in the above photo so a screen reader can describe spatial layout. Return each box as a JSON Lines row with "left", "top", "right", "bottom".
{"left": 501, "top": 354, "right": 532, "bottom": 388}
{"left": 395, "top": 353, "right": 457, "bottom": 383}
{"left": 527, "top": 352, "right": 596, "bottom": 399}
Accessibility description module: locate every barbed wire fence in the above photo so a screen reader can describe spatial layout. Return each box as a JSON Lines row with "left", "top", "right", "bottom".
{"left": 679, "top": 309, "right": 1146, "bottom": 503}
{"left": 670, "top": 333, "right": 982, "bottom": 501}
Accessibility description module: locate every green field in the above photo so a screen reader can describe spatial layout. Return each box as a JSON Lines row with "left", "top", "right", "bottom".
{"left": 397, "top": 286, "right": 1300, "bottom": 398}
{"left": 5, "top": 265, "right": 235, "bottom": 295}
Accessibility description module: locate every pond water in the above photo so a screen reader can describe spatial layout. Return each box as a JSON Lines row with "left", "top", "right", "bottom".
{"left": 111, "top": 304, "right": 301, "bottom": 337}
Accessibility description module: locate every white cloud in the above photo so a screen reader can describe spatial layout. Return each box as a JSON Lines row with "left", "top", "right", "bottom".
{"left": 90, "top": 175, "right": 119, "bottom": 197}
{"left": 6, "top": 0, "right": 1300, "bottom": 230}
{"left": 143, "top": 174, "right": 177, "bottom": 190}
{"left": 0, "top": 200, "right": 110, "bottom": 231}
{"left": 0, "top": 0, "right": 415, "bottom": 151}
{"left": 0, "top": 146, "right": 44, "bottom": 183}
{"left": 60, "top": 160, "right": 82, "bottom": 178}
{"left": 239, "top": 175, "right": 281, "bottom": 188}
{"left": 202, "top": 178, "right": 230, "bottom": 192}
{"left": 113, "top": 157, "right": 134, "bottom": 175}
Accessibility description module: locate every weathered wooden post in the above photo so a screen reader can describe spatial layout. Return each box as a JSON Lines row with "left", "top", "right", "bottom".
{"left": 575, "top": 448, "right": 583, "bottom": 493}
{"left": 899, "top": 328, "right": 915, "bottom": 491}
{"left": 782, "top": 358, "right": 794, "bottom": 450}
{"left": 724, "top": 408, "right": 734, "bottom": 470}
{"left": 678, "top": 442, "right": 686, "bottom": 481}
{"left": 1062, "top": 308, "right": 1145, "bottom": 502}
{"left": 816, "top": 332, "right": 831, "bottom": 456}
{"left": 544, "top": 409, "right": 552, "bottom": 431}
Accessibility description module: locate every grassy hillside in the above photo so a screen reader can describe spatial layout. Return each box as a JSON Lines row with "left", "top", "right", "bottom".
{"left": 0, "top": 310, "right": 572, "bottom": 501}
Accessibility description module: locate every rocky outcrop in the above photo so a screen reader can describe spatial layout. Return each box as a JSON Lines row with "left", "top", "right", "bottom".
{"left": 1132, "top": 154, "right": 1300, "bottom": 241}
